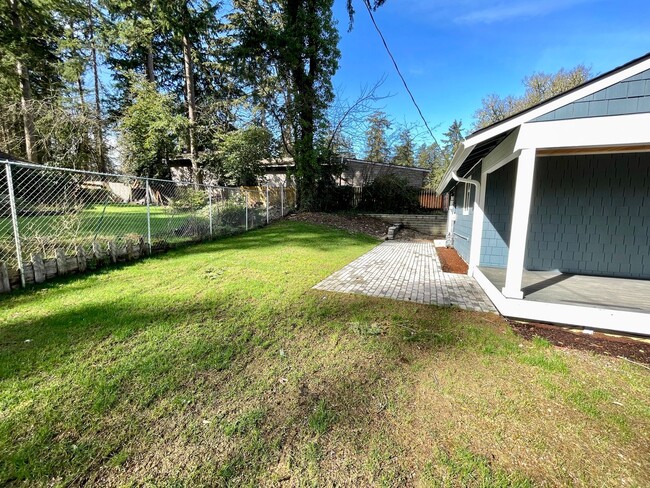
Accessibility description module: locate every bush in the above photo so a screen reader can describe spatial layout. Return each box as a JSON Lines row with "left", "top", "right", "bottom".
{"left": 357, "top": 174, "right": 420, "bottom": 213}
{"left": 317, "top": 185, "right": 355, "bottom": 212}
{"left": 170, "top": 187, "right": 207, "bottom": 211}
{"left": 218, "top": 200, "right": 247, "bottom": 228}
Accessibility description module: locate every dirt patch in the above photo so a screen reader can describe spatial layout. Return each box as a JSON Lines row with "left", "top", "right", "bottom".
{"left": 394, "top": 226, "right": 433, "bottom": 242}
{"left": 435, "top": 247, "right": 468, "bottom": 274}
{"left": 286, "top": 212, "right": 433, "bottom": 242}
{"left": 511, "top": 321, "right": 650, "bottom": 366}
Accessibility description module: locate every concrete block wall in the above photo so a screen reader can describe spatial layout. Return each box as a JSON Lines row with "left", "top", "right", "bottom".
{"left": 479, "top": 160, "right": 517, "bottom": 267}
{"left": 525, "top": 152, "right": 650, "bottom": 279}
{"left": 363, "top": 213, "right": 447, "bottom": 236}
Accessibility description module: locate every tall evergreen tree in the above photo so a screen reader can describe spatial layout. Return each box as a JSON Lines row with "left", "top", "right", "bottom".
{"left": 364, "top": 111, "right": 390, "bottom": 163}
{"left": 392, "top": 128, "right": 415, "bottom": 166}
{"left": 0, "top": 0, "right": 67, "bottom": 161}
{"left": 231, "top": 0, "right": 341, "bottom": 209}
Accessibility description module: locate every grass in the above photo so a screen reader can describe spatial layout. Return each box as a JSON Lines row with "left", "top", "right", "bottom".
{"left": 0, "top": 220, "right": 648, "bottom": 486}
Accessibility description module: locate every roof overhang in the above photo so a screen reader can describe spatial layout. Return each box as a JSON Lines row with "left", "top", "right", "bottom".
{"left": 437, "top": 52, "right": 650, "bottom": 194}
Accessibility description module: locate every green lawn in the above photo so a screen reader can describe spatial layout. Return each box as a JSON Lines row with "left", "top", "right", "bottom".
{"left": 0, "top": 221, "right": 648, "bottom": 486}
{"left": 0, "top": 203, "right": 255, "bottom": 266}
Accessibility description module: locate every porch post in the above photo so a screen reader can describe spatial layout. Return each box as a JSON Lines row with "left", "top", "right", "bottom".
{"left": 468, "top": 170, "right": 487, "bottom": 273}
{"left": 502, "top": 148, "right": 536, "bottom": 299}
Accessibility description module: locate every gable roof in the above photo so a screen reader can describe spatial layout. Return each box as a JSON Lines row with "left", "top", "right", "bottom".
{"left": 437, "top": 52, "right": 650, "bottom": 194}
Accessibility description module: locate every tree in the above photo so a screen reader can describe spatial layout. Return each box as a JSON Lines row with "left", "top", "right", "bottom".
{"left": 392, "top": 128, "right": 414, "bottom": 166}
{"left": 364, "top": 111, "right": 391, "bottom": 162}
{"left": 119, "top": 76, "right": 187, "bottom": 177}
{"left": 205, "top": 126, "right": 273, "bottom": 186}
{"left": 473, "top": 65, "right": 592, "bottom": 129}
{"left": 154, "top": 0, "right": 222, "bottom": 183}
{"left": 231, "top": 0, "right": 341, "bottom": 209}
{"left": 0, "top": 0, "right": 68, "bottom": 162}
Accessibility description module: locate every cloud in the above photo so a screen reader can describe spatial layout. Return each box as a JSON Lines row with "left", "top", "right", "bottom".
{"left": 399, "top": 0, "right": 599, "bottom": 25}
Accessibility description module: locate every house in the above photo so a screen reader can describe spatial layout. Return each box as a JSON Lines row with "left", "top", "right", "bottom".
{"left": 437, "top": 53, "right": 650, "bottom": 336}
{"left": 169, "top": 157, "right": 430, "bottom": 188}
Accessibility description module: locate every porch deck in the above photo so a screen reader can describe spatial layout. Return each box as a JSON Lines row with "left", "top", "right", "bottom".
{"left": 479, "top": 267, "right": 650, "bottom": 313}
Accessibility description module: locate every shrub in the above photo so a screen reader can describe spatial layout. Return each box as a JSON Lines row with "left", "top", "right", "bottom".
{"left": 218, "top": 200, "right": 247, "bottom": 228}
{"left": 317, "top": 185, "right": 355, "bottom": 212}
{"left": 357, "top": 173, "right": 420, "bottom": 213}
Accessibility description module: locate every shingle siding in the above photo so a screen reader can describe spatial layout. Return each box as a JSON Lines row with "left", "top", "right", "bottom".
{"left": 532, "top": 68, "right": 650, "bottom": 122}
{"left": 524, "top": 153, "right": 650, "bottom": 279}
{"left": 479, "top": 160, "right": 517, "bottom": 268}
{"left": 452, "top": 164, "right": 481, "bottom": 263}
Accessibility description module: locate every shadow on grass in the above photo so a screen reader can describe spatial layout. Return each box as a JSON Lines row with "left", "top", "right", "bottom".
{"left": 0, "top": 220, "right": 378, "bottom": 308}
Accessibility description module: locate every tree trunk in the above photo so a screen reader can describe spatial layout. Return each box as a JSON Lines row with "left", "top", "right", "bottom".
{"left": 17, "top": 59, "right": 37, "bottom": 162}
{"left": 10, "top": 0, "right": 37, "bottom": 162}
{"left": 77, "top": 76, "right": 86, "bottom": 109}
{"left": 146, "top": 45, "right": 155, "bottom": 83}
{"left": 182, "top": 30, "right": 201, "bottom": 184}
{"left": 286, "top": 0, "right": 319, "bottom": 209}
{"left": 88, "top": 0, "right": 106, "bottom": 172}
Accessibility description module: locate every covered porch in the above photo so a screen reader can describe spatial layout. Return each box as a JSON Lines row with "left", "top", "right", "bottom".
{"left": 479, "top": 267, "right": 650, "bottom": 314}
{"left": 466, "top": 118, "right": 650, "bottom": 336}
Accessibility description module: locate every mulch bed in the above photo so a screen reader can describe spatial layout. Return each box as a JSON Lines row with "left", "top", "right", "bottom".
{"left": 286, "top": 212, "right": 433, "bottom": 242}
{"left": 435, "top": 246, "right": 469, "bottom": 274}
{"left": 510, "top": 321, "right": 650, "bottom": 366}
{"left": 287, "top": 212, "right": 388, "bottom": 239}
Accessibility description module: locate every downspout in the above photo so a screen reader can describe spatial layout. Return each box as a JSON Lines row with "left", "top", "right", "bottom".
{"left": 451, "top": 171, "right": 480, "bottom": 191}
{"left": 447, "top": 168, "right": 481, "bottom": 248}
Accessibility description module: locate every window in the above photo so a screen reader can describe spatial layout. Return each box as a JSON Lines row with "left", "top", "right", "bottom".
{"left": 462, "top": 183, "right": 472, "bottom": 215}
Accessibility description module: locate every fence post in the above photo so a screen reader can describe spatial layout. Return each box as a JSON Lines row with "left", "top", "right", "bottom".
{"left": 266, "top": 185, "right": 269, "bottom": 224}
{"left": 280, "top": 184, "right": 284, "bottom": 217}
{"left": 245, "top": 190, "right": 249, "bottom": 231}
{"left": 145, "top": 178, "right": 151, "bottom": 252}
{"left": 208, "top": 187, "right": 213, "bottom": 238}
{"left": 5, "top": 163, "right": 24, "bottom": 287}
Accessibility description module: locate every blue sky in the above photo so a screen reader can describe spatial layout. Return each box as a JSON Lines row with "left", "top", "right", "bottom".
{"left": 332, "top": 0, "right": 650, "bottom": 144}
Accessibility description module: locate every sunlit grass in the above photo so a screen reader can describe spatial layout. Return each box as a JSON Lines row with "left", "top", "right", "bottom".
{"left": 0, "top": 220, "right": 648, "bottom": 486}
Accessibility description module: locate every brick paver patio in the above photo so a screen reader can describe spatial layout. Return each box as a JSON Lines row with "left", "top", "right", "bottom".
{"left": 314, "top": 241, "right": 497, "bottom": 313}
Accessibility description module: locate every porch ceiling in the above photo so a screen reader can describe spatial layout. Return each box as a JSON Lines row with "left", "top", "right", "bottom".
{"left": 479, "top": 266, "right": 650, "bottom": 314}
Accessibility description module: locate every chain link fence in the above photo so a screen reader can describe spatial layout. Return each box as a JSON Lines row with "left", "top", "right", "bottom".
{"left": 0, "top": 159, "right": 296, "bottom": 290}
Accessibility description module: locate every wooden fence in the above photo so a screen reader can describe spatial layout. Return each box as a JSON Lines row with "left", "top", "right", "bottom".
{"left": 419, "top": 189, "right": 448, "bottom": 211}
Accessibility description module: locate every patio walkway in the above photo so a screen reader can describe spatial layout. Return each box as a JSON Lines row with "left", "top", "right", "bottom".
{"left": 314, "top": 241, "right": 496, "bottom": 313}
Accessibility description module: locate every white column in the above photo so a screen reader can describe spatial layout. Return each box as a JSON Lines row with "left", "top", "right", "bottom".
{"left": 468, "top": 171, "right": 487, "bottom": 274}
{"left": 502, "top": 148, "right": 536, "bottom": 299}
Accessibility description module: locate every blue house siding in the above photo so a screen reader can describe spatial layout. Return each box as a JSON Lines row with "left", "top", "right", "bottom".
{"left": 532, "top": 68, "right": 650, "bottom": 122}
{"left": 453, "top": 164, "right": 481, "bottom": 263}
{"left": 453, "top": 184, "right": 473, "bottom": 263}
{"left": 524, "top": 152, "right": 650, "bottom": 279}
{"left": 480, "top": 160, "right": 517, "bottom": 268}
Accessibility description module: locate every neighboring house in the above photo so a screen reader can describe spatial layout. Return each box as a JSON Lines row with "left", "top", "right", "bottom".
{"left": 437, "top": 52, "right": 650, "bottom": 336}
{"left": 337, "top": 158, "right": 430, "bottom": 187}
{"left": 169, "top": 157, "right": 430, "bottom": 188}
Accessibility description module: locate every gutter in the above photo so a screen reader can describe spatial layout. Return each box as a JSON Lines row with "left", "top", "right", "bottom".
{"left": 446, "top": 167, "right": 481, "bottom": 249}
{"left": 451, "top": 168, "right": 480, "bottom": 193}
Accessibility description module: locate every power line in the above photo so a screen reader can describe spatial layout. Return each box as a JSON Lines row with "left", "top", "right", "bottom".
{"left": 362, "top": 1, "right": 448, "bottom": 161}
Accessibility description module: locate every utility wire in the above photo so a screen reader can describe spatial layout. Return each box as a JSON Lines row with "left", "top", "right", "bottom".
{"left": 363, "top": 1, "right": 449, "bottom": 163}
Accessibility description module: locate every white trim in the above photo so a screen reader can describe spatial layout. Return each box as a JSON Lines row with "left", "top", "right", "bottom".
{"left": 485, "top": 151, "right": 520, "bottom": 175}
{"left": 466, "top": 56, "right": 650, "bottom": 149}
{"left": 468, "top": 171, "right": 487, "bottom": 273}
{"left": 436, "top": 143, "right": 475, "bottom": 194}
{"left": 473, "top": 268, "right": 650, "bottom": 337}
{"left": 516, "top": 113, "right": 650, "bottom": 150}
{"left": 502, "top": 148, "right": 536, "bottom": 299}
{"left": 437, "top": 55, "right": 650, "bottom": 194}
